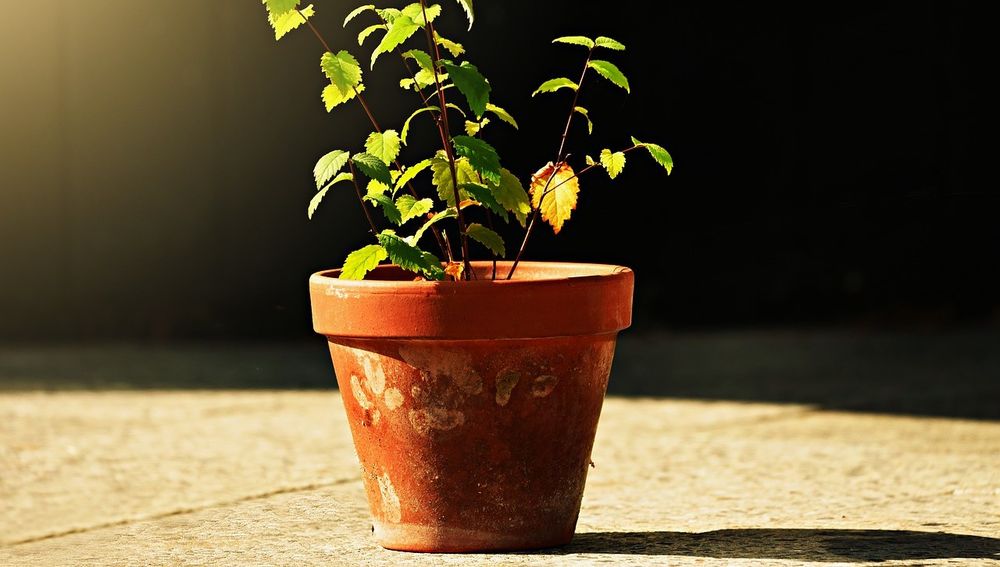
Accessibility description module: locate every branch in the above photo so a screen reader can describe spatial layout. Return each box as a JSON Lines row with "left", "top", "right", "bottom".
{"left": 347, "top": 160, "right": 379, "bottom": 237}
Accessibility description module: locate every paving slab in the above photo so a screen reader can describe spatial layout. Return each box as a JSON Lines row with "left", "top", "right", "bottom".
{"left": 2, "top": 392, "right": 998, "bottom": 566}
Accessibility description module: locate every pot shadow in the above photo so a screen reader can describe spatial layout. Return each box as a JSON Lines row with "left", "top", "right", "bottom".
{"left": 537, "top": 529, "right": 1000, "bottom": 562}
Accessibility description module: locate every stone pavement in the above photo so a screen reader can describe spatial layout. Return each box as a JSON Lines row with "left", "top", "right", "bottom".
{"left": 2, "top": 391, "right": 998, "bottom": 566}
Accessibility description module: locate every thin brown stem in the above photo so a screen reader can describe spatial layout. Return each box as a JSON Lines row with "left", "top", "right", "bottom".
{"left": 347, "top": 160, "right": 379, "bottom": 237}
{"left": 506, "top": 49, "right": 596, "bottom": 279}
{"left": 420, "top": 0, "right": 472, "bottom": 278}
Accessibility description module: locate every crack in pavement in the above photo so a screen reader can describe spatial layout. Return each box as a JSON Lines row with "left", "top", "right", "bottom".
{"left": 4, "top": 476, "right": 360, "bottom": 547}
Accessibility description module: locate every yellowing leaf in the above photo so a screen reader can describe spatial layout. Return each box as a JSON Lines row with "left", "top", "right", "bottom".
{"left": 364, "top": 130, "right": 401, "bottom": 165}
{"left": 552, "top": 36, "right": 594, "bottom": 49}
{"left": 599, "top": 148, "right": 626, "bottom": 179}
{"left": 321, "top": 50, "right": 363, "bottom": 92}
{"left": 339, "top": 244, "right": 387, "bottom": 280}
{"left": 594, "top": 36, "right": 626, "bottom": 50}
{"left": 268, "top": 4, "right": 314, "bottom": 40}
{"left": 453, "top": 0, "right": 474, "bottom": 30}
{"left": 444, "top": 261, "right": 464, "bottom": 279}
{"left": 485, "top": 103, "right": 518, "bottom": 129}
{"left": 322, "top": 82, "right": 362, "bottom": 111}
{"left": 343, "top": 4, "right": 375, "bottom": 27}
{"left": 533, "top": 77, "right": 577, "bottom": 97}
{"left": 529, "top": 162, "right": 579, "bottom": 234}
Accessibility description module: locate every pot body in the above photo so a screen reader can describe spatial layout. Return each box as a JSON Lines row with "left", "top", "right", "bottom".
{"left": 310, "top": 262, "right": 633, "bottom": 552}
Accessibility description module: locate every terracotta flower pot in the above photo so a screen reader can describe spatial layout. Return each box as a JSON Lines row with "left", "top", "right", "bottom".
{"left": 309, "top": 261, "right": 633, "bottom": 552}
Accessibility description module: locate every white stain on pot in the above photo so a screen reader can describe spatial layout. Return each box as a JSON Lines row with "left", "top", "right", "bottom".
{"left": 408, "top": 407, "right": 465, "bottom": 435}
{"left": 495, "top": 370, "right": 520, "bottom": 406}
{"left": 398, "top": 346, "right": 482, "bottom": 395}
{"left": 358, "top": 353, "right": 387, "bottom": 396}
{"left": 350, "top": 375, "right": 373, "bottom": 409}
{"left": 324, "top": 285, "right": 354, "bottom": 299}
{"left": 532, "top": 375, "right": 559, "bottom": 398}
{"left": 377, "top": 473, "right": 402, "bottom": 523}
{"left": 384, "top": 387, "right": 404, "bottom": 410}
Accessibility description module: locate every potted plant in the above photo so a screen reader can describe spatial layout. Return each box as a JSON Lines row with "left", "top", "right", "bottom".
{"left": 261, "top": 0, "right": 672, "bottom": 552}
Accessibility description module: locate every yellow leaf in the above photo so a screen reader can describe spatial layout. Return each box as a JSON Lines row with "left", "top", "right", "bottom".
{"left": 444, "top": 262, "right": 464, "bottom": 279}
{"left": 529, "top": 162, "right": 579, "bottom": 234}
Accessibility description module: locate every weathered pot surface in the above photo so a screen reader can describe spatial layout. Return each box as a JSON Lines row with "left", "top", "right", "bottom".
{"left": 309, "top": 261, "right": 634, "bottom": 552}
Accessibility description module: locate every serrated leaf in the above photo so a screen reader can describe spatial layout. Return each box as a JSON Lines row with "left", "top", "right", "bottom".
{"left": 308, "top": 171, "right": 353, "bottom": 219}
{"left": 552, "top": 36, "right": 594, "bottom": 49}
{"left": 378, "top": 230, "right": 438, "bottom": 277}
{"left": 365, "top": 193, "right": 402, "bottom": 224}
{"left": 393, "top": 158, "right": 433, "bottom": 193}
{"left": 401, "top": 106, "right": 439, "bottom": 145}
{"left": 343, "top": 4, "right": 374, "bottom": 27}
{"left": 464, "top": 120, "right": 480, "bottom": 136}
{"left": 352, "top": 152, "right": 393, "bottom": 186}
{"left": 574, "top": 106, "right": 593, "bottom": 134}
{"left": 530, "top": 162, "right": 579, "bottom": 234}
{"left": 445, "top": 102, "right": 465, "bottom": 117}
{"left": 409, "top": 208, "right": 457, "bottom": 245}
{"left": 533, "top": 77, "right": 577, "bottom": 97}
{"left": 587, "top": 60, "right": 630, "bottom": 93}
{"left": 339, "top": 244, "right": 387, "bottom": 280}
{"left": 452, "top": 135, "right": 501, "bottom": 185}
{"left": 466, "top": 223, "right": 505, "bottom": 256}
{"left": 585, "top": 155, "right": 597, "bottom": 166}
{"left": 402, "top": 49, "right": 434, "bottom": 73}
{"left": 364, "top": 130, "right": 401, "bottom": 165}
{"left": 631, "top": 136, "right": 674, "bottom": 173}
{"left": 400, "top": 3, "right": 441, "bottom": 25}
{"left": 313, "top": 149, "right": 350, "bottom": 188}
{"left": 492, "top": 168, "right": 531, "bottom": 226}
{"left": 321, "top": 51, "right": 363, "bottom": 94}
{"left": 371, "top": 15, "right": 420, "bottom": 69}
{"left": 365, "top": 179, "right": 389, "bottom": 198}
{"left": 594, "top": 36, "right": 626, "bottom": 50}
{"left": 268, "top": 4, "right": 313, "bottom": 40}
{"left": 430, "top": 151, "right": 476, "bottom": 205}
{"left": 264, "top": 0, "right": 299, "bottom": 17}
{"left": 434, "top": 32, "right": 465, "bottom": 57}
{"left": 322, "top": 82, "right": 362, "bottom": 111}
{"left": 375, "top": 8, "right": 402, "bottom": 23}
{"left": 395, "top": 195, "right": 434, "bottom": 224}
{"left": 454, "top": 0, "right": 474, "bottom": 30}
{"left": 357, "top": 24, "right": 383, "bottom": 45}
{"left": 599, "top": 149, "right": 626, "bottom": 179}
{"left": 485, "top": 103, "right": 518, "bottom": 129}
{"left": 439, "top": 61, "right": 490, "bottom": 118}
{"left": 462, "top": 182, "right": 508, "bottom": 222}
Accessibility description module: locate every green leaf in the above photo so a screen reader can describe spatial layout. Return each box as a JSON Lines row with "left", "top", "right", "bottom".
{"left": 401, "top": 106, "right": 439, "bottom": 145}
{"left": 322, "top": 82, "right": 362, "bottom": 111}
{"left": 352, "top": 152, "right": 393, "bottom": 185}
{"left": 364, "top": 130, "right": 401, "bottom": 165}
{"left": 440, "top": 61, "right": 490, "bottom": 118}
{"left": 308, "top": 171, "right": 353, "bottom": 219}
{"left": 366, "top": 193, "right": 402, "bottom": 225}
{"left": 552, "top": 36, "right": 594, "bottom": 49}
{"left": 313, "top": 149, "right": 350, "bottom": 188}
{"left": 485, "top": 103, "right": 518, "bottom": 129}
{"left": 594, "top": 36, "right": 626, "bottom": 50}
{"left": 631, "top": 136, "right": 673, "bottom": 174}
{"left": 400, "top": 3, "right": 441, "bottom": 25}
{"left": 375, "top": 8, "right": 402, "bottom": 23}
{"left": 371, "top": 16, "right": 420, "bottom": 69}
{"left": 321, "top": 51, "right": 363, "bottom": 93}
{"left": 339, "top": 244, "right": 387, "bottom": 280}
{"left": 434, "top": 32, "right": 465, "bottom": 57}
{"left": 445, "top": 101, "right": 465, "bottom": 117}
{"left": 462, "top": 182, "right": 508, "bottom": 222}
{"left": 599, "top": 148, "right": 626, "bottom": 179}
{"left": 452, "top": 135, "right": 501, "bottom": 185}
{"left": 343, "top": 4, "right": 375, "bottom": 27}
{"left": 587, "top": 60, "right": 630, "bottom": 93}
{"left": 466, "top": 223, "right": 505, "bottom": 256}
{"left": 378, "top": 230, "right": 439, "bottom": 277}
{"left": 393, "top": 158, "right": 433, "bottom": 193}
{"left": 402, "top": 49, "right": 434, "bottom": 73}
{"left": 574, "top": 106, "right": 593, "bottom": 134}
{"left": 264, "top": 0, "right": 299, "bottom": 17}
{"left": 430, "top": 151, "right": 476, "bottom": 205}
{"left": 365, "top": 179, "right": 389, "bottom": 198}
{"left": 395, "top": 195, "right": 434, "bottom": 224}
{"left": 409, "top": 208, "right": 456, "bottom": 246}
{"left": 357, "top": 24, "right": 383, "bottom": 45}
{"left": 492, "top": 168, "right": 531, "bottom": 226}
{"left": 268, "top": 4, "right": 314, "bottom": 40}
{"left": 463, "top": 118, "right": 488, "bottom": 136}
{"left": 454, "top": 0, "right": 474, "bottom": 30}
{"left": 532, "top": 77, "right": 577, "bottom": 97}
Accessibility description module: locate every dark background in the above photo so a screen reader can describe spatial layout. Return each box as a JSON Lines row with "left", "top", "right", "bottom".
{"left": 0, "top": 0, "right": 994, "bottom": 341}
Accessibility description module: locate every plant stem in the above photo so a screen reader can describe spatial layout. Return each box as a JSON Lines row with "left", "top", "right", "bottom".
{"left": 299, "top": 10, "right": 451, "bottom": 262}
{"left": 347, "top": 160, "right": 379, "bottom": 237}
{"left": 420, "top": 0, "right": 472, "bottom": 279}
{"left": 506, "top": 47, "right": 595, "bottom": 279}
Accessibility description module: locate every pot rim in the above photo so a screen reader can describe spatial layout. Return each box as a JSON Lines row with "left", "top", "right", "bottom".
{"left": 309, "top": 261, "right": 634, "bottom": 340}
